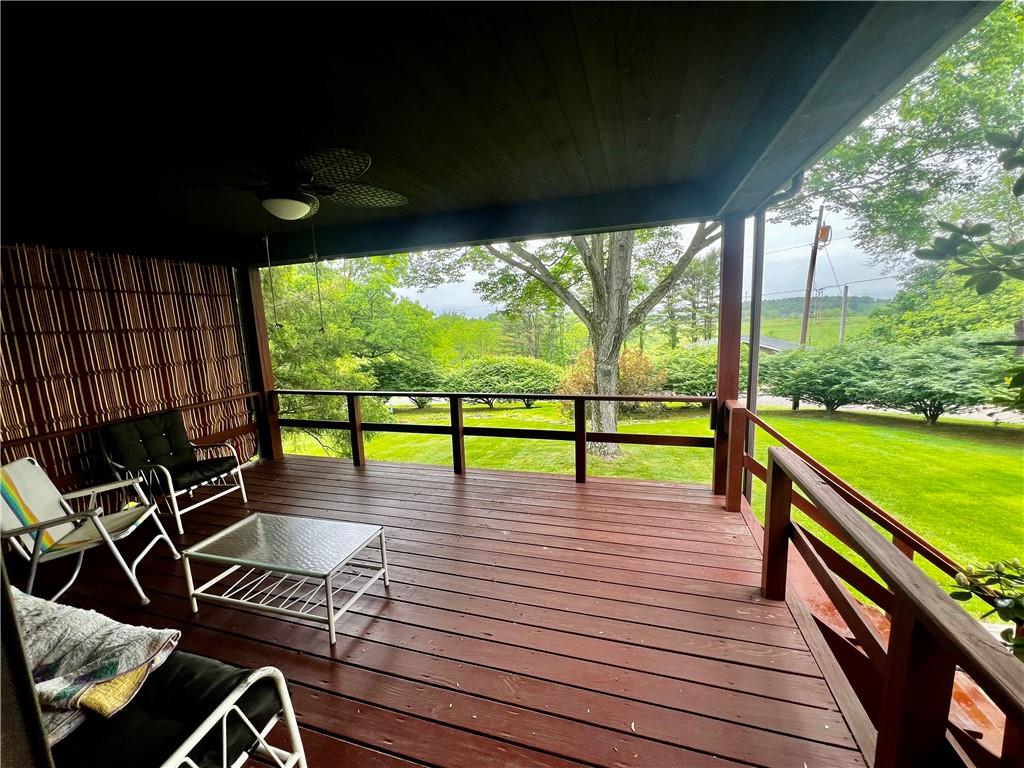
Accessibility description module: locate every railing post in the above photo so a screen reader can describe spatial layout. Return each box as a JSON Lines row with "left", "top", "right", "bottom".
{"left": 762, "top": 449, "right": 793, "bottom": 600}
{"left": 450, "top": 396, "right": 465, "bottom": 475}
{"left": 346, "top": 394, "right": 365, "bottom": 467}
{"left": 574, "top": 398, "right": 587, "bottom": 484}
{"left": 892, "top": 533, "right": 915, "bottom": 560}
{"left": 875, "top": 602, "right": 957, "bottom": 768}
{"left": 725, "top": 404, "right": 745, "bottom": 512}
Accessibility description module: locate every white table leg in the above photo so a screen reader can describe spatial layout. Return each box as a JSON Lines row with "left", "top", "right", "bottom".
{"left": 380, "top": 530, "right": 390, "bottom": 587}
{"left": 324, "top": 571, "right": 336, "bottom": 645}
{"left": 183, "top": 555, "right": 198, "bottom": 613}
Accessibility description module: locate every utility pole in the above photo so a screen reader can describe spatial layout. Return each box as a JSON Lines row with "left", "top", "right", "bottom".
{"left": 838, "top": 284, "right": 850, "bottom": 343}
{"left": 794, "top": 204, "right": 825, "bottom": 410}
{"left": 799, "top": 204, "right": 825, "bottom": 348}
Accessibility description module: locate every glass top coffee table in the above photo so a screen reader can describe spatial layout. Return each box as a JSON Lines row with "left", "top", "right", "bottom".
{"left": 182, "top": 513, "right": 389, "bottom": 644}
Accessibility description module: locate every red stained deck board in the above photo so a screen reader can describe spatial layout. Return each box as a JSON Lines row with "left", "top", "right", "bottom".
{"left": 53, "top": 458, "right": 865, "bottom": 768}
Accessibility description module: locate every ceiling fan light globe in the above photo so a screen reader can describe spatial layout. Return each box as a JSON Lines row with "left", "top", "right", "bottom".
{"left": 260, "top": 195, "right": 315, "bottom": 220}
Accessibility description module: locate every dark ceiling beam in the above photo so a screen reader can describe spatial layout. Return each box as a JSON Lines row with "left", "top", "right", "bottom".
{"left": 714, "top": 1, "right": 996, "bottom": 216}
{"left": 261, "top": 179, "right": 717, "bottom": 265}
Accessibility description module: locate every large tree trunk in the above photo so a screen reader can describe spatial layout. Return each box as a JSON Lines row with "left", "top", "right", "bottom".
{"left": 590, "top": 332, "right": 623, "bottom": 457}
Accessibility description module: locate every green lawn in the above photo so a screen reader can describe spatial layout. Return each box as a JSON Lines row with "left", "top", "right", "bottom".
{"left": 747, "top": 313, "right": 872, "bottom": 345}
{"left": 284, "top": 401, "right": 1023, "bottom": 618}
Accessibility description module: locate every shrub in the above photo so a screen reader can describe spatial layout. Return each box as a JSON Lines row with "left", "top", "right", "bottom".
{"left": 664, "top": 344, "right": 718, "bottom": 397}
{"left": 360, "top": 357, "right": 442, "bottom": 408}
{"left": 662, "top": 344, "right": 749, "bottom": 397}
{"left": 559, "top": 347, "right": 667, "bottom": 414}
{"left": 870, "top": 335, "right": 1010, "bottom": 423}
{"left": 444, "top": 356, "right": 564, "bottom": 408}
{"left": 760, "top": 343, "right": 882, "bottom": 414}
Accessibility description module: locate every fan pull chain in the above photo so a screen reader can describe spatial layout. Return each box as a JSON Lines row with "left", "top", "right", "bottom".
{"left": 310, "top": 224, "right": 326, "bottom": 334}
{"left": 263, "top": 234, "right": 283, "bottom": 329}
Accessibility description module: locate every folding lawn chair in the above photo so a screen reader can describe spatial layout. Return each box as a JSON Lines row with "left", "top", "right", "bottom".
{"left": 1, "top": 457, "right": 179, "bottom": 605}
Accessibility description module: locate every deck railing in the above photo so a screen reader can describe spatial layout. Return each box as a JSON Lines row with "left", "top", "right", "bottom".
{"left": 722, "top": 400, "right": 1023, "bottom": 768}
{"left": 272, "top": 389, "right": 715, "bottom": 483}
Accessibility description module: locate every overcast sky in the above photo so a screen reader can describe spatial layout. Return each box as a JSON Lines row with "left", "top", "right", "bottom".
{"left": 396, "top": 204, "right": 900, "bottom": 318}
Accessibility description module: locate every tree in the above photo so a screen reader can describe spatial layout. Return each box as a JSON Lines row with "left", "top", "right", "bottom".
{"left": 872, "top": 335, "right": 1010, "bottom": 423}
{"left": 867, "top": 263, "right": 1024, "bottom": 343}
{"left": 275, "top": 357, "right": 392, "bottom": 456}
{"left": 431, "top": 313, "right": 504, "bottom": 367}
{"left": 912, "top": 129, "right": 1024, "bottom": 293}
{"left": 673, "top": 248, "right": 721, "bottom": 343}
{"left": 760, "top": 343, "right": 881, "bottom": 415}
{"left": 409, "top": 224, "right": 721, "bottom": 455}
{"left": 360, "top": 357, "right": 442, "bottom": 408}
{"left": 772, "top": 1, "right": 1024, "bottom": 270}
{"left": 444, "top": 356, "right": 564, "bottom": 408}
{"left": 263, "top": 260, "right": 412, "bottom": 456}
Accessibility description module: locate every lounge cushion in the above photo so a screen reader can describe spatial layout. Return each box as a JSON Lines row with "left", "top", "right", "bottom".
{"left": 170, "top": 457, "right": 237, "bottom": 489}
{"left": 102, "top": 411, "right": 195, "bottom": 472}
{"left": 51, "top": 650, "right": 281, "bottom": 768}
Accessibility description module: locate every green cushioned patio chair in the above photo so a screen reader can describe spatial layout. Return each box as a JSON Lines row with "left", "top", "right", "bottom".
{"left": 100, "top": 410, "right": 248, "bottom": 535}
{"left": 1, "top": 457, "right": 179, "bottom": 605}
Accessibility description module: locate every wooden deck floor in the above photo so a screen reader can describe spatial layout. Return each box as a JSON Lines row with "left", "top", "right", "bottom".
{"left": 62, "top": 456, "right": 866, "bottom": 768}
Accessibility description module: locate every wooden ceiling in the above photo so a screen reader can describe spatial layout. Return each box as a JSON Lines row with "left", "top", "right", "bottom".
{"left": 1, "top": 2, "right": 992, "bottom": 264}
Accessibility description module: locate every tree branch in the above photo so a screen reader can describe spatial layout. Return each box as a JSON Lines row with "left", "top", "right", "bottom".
{"left": 574, "top": 234, "right": 607, "bottom": 307}
{"left": 485, "top": 243, "right": 593, "bottom": 328}
{"left": 626, "top": 221, "right": 722, "bottom": 332}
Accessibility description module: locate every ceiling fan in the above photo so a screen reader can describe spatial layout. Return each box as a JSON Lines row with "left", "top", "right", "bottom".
{"left": 223, "top": 147, "right": 408, "bottom": 221}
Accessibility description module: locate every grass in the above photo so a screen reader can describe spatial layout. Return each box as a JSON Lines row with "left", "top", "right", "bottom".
{"left": 284, "top": 401, "right": 1024, "bottom": 618}
{"left": 746, "top": 313, "right": 872, "bottom": 345}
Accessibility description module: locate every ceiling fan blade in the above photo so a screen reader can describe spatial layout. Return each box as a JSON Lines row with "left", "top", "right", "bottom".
{"left": 296, "top": 148, "right": 371, "bottom": 184}
{"left": 324, "top": 182, "right": 408, "bottom": 208}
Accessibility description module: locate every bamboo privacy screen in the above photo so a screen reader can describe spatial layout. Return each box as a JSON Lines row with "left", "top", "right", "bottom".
{"left": 1, "top": 244, "right": 257, "bottom": 487}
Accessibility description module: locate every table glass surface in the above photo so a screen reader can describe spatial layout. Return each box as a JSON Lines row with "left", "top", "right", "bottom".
{"left": 185, "top": 513, "right": 381, "bottom": 576}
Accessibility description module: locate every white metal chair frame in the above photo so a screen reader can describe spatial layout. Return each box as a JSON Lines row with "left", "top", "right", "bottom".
{"left": 2, "top": 470, "right": 180, "bottom": 606}
{"left": 105, "top": 441, "right": 248, "bottom": 536}
{"left": 161, "top": 666, "right": 307, "bottom": 768}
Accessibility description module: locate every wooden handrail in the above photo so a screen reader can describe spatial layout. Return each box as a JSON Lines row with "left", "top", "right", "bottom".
{"left": 725, "top": 399, "right": 960, "bottom": 577}
{"left": 274, "top": 389, "right": 715, "bottom": 483}
{"left": 274, "top": 388, "right": 714, "bottom": 404}
{"left": 765, "top": 446, "right": 1024, "bottom": 768}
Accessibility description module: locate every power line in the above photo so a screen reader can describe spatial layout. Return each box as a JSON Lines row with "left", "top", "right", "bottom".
{"left": 822, "top": 244, "right": 842, "bottom": 287}
{"left": 762, "top": 235, "right": 850, "bottom": 256}
{"left": 742, "top": 274, "right": 899, "bottom": 301}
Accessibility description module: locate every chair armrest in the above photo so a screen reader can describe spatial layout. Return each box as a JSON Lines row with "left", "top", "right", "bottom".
{"left": 62, "top": 476, "right": 146, "bottom": 499}
{"left": 190, "top": 442, "right": 241, "bottom": 465}
{"left": 160, "top": 666, "right": 300, "bottom": 768}
{"left": 2, "top": 510, "right": 99, "bottom": 538}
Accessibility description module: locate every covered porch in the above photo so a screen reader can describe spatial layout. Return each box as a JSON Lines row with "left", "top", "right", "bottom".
{"left": 56, "top": 456, "right": 865, "bottom": 768}
{"left": 2, "top": 3, "right": 1020, "bottom": 767}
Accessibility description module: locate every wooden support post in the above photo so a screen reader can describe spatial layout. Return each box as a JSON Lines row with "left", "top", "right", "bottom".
{"left": 346, "top": 394, "right": 365, "bottom": 467}
{"left": 713, "top": 214, "right": 745, "bottom": 495}
{"left": 450, "top": 396, "right": 465, "bottom": 475}
{"left": 237, "top": 266, "right": 283, "bottom": 461}
{"left": 574, "top": 399, "right": 587, "bottom": 484}
{"left": 725, "top": 405, "right": 745, "bottom": 512}
{"left": 761, "top": 449, "right": 793, "bottom": 600}
{"left": 875, "top": 603, "right": 957, "bottom": 768}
